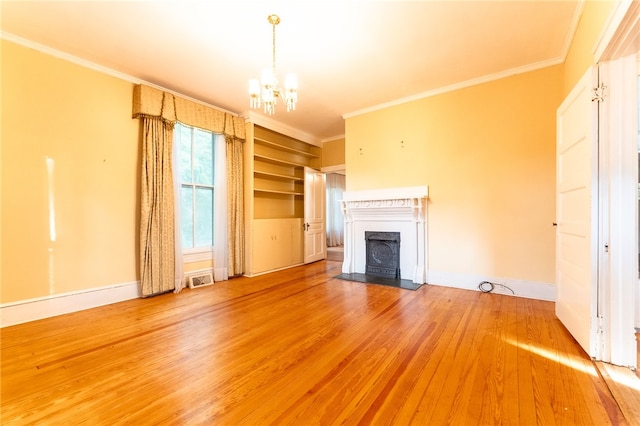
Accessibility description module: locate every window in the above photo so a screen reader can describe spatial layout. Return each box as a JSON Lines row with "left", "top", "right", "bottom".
{"left": 175, "top": 123, "right": 215, "bottom": 251}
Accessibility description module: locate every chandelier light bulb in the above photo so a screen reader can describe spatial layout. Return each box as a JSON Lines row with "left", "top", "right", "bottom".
{"left": 249, "top": 79, "right": 261, "bottom": 109}
{"left": 285, "top": 73, "right": 297, "bottom": 91}
{"left": 261, "top": 68, "right": 276, "bottom": 88}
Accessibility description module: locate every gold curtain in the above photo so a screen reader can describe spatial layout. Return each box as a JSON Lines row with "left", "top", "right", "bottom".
{"left": 227, "top": 137, "right": 245, "bottom": 276}
{"left": 132, "top": 84, "right": 246, "bottom": 139}
{"left": 133, "top": 84, "right": 246, "bottom": 287}
{"left": 140, "top": 116, "right": 175, "bottom": 296}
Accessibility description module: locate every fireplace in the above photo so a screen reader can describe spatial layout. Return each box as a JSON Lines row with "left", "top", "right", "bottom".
{"left": 341, "top": 186, "right": 428, "bottom": 285}
{"left": 365, "top": 231, "right": 401, "bottom": 278}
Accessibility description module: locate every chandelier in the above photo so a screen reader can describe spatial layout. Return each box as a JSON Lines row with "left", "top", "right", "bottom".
{"left": 249, "top": 14, "right": 297, "bottom": 115}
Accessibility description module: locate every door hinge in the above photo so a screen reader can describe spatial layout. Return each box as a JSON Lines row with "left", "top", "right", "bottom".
{"left": 592, "top": 83, "right": 606, "bottom": 103}
{"left": 595, "top": 316, "right": 605, "bottom": 335}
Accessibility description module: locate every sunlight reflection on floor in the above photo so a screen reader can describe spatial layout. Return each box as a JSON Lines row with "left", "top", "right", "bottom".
{"left": 603, "top": 364, "right": 640, "bottom": 391}
{"left": 502, "top": 336, "right": 598, "bottom": 377}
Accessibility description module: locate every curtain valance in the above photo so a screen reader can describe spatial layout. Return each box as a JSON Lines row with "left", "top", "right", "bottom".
{"left": 132, "top": 84, "right": 245, "bottom": 141}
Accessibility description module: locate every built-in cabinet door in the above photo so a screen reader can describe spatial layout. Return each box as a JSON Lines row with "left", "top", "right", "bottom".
{"left": 304, "top": 167, "right": 326, "bottom": 263}
{"left": 252, "top": 218, "right": 303, "bottom": 274}
{"left": 555, "top": 66, "right": 600, "bottom": 358}
{"left": 252, "top": 219, "right": 284, "bottom": 273}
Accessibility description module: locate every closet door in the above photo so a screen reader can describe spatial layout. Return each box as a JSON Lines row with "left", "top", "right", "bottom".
{"left": 555, "top": 67, "right": 601, "bottom": 358}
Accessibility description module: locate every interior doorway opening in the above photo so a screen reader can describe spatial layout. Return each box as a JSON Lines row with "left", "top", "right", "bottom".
{"left": 326, "top": 172, "right": 345, "bottom": 262}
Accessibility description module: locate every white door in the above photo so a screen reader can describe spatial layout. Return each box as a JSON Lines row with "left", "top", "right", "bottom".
{"left": 556, "top": 67, "right": 601, "bottom": 358}
{"left": 304, "top": 167, "right": 326, "bottom": 263}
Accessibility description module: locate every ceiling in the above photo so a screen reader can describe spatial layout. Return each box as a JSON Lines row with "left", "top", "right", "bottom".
{"left": 1, "top": 1, "right": 581, "bottom": 143}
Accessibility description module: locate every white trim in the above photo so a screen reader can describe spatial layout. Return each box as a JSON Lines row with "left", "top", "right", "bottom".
{"left": 593, "top": 0, "right": 635, "bottom": 62}
{"left": 599, "top": 55, "right": 638, "bottom": 367}
{"left": 342, "top": 57, "right": 564, "bottom": 119}
{"left": 428, "top": 270, "right": 556, "bottom": 301}
{"left": 0, "top": 281, "right": 140, "bottom": 327}
{"left": 560, "top": 0, "right": 587, "bottom": 62}
{"left": 637, "top": 278, "right": 640, "bottom": 330}
{"left": 239, "top": 111, "right": 321, "bottom": 146}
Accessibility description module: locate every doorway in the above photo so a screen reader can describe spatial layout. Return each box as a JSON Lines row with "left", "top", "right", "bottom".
{"left": 326, "top": 172, "right": 345, "bottom": 262}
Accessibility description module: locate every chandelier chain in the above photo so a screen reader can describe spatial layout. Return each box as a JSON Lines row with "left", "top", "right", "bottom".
{"left": 272, "top": 19, "right": 277, "bottom": 76}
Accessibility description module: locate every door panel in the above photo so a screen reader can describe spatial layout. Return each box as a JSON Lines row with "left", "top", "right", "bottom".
{"left": 556, "top": 67, "right": 600, "bottom": 358}
{"left": 304, "top": 167, "right": 326, "bottom": 263}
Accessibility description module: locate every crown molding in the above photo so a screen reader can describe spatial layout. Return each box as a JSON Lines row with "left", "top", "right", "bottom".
{"left": 321, "top": 135, "right": 345, "bottom": 144}
{"left": 239, "top": 110, "right": 321, "bottom": 146}
{"left": 561, "top": 0, "right": 586, "bottom": 62}
{"left": 1, "top": 31, "right": 238, "bottom": 116}
{"left": 2, "top": 31, "right": 144, "bottom": 84}
{"left": 342, "top": 56, "right": 564, "bottom": 119}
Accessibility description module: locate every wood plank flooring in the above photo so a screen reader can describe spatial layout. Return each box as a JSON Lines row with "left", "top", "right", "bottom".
{"left": 1, "top": 260, "right": 628, "bottom": 425}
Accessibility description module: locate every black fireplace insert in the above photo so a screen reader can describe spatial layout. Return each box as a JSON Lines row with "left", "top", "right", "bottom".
{"left": 365, "top": 231, "right": 401, "bottom": 279}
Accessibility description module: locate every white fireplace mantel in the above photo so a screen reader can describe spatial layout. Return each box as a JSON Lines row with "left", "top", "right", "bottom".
{"left": 341, "top": 186, "right": 429, "bottom": 284}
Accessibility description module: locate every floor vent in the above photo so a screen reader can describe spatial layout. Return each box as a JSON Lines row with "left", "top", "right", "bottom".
{"left": 188, "top": 273, "right": 214, "bottom": 289}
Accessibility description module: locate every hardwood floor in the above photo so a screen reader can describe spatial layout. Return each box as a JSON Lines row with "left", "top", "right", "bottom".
{"left": 1, "top": 260, "right": 628, "bottom": 425}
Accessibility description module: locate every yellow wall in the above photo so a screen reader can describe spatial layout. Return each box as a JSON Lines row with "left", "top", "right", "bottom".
{"left": 563, "top": 0, "right": 616, "bottom": 96}
{"left": 346, "top": 65, "right": 563, "bottom": 283}
{"left": 1, "top": 40, "right": 140, "bottom": 302}
{"left": 322, "top": 138, "right": 345, "bottom": 167}
{"left": 343, "top": 1, "right": 615, "bottom": 286}
{"left": 184, "top": 260, "right": 213, "bottom": 273}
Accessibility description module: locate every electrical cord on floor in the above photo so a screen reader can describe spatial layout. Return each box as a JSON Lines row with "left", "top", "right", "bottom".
{"left": 478, "top": 281, "right": 515, "bottom": 295}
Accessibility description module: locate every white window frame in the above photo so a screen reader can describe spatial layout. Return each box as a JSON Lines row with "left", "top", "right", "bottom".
{"left": 176, "top": 123, "right": 215, "bottom": 262}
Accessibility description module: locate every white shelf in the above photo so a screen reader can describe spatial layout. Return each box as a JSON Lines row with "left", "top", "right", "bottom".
{"left": 255, "top": 137, "right": 319, "bottom": 158}
{"left": 254, "top": 188, "right": 303, "bottom": 196}
{"left": 254, "top": 153, "right": 305, "bottom": 168}
{"left": 254, "top": 170, "right": 304, "bottom": 182}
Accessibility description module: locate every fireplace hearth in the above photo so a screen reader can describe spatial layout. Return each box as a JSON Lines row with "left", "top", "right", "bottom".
{"left": 365, "top": 231, "right": 400, "bottom": 278}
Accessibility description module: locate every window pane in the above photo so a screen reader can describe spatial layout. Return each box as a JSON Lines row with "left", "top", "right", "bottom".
{"left": 181, "top": 186, "right": 194, "bottom": 248}
{"left": 193, "top": 129, "right": 214, "bottom": 185}
{"left": 179, "top": 125, "right": 192, "bottom": 183}
{"left": 195, "top": 187, "right": 213, "bottom": 247}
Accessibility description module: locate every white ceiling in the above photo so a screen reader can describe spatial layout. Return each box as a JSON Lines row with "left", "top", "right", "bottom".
{"left": 1, "top": 1, "right": 581, "bottom": 142}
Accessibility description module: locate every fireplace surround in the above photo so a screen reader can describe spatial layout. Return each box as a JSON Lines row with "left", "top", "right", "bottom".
{"left": 341, "top": 186, "right": 428, "bottom": 284}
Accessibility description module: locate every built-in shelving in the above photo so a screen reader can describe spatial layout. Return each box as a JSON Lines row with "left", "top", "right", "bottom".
{"left": 255, "top": 137, "right": 319, "bottom": 159}
{"left": 254, "top": 188, "right": 304, "bottom": 196}
{"left": 254, "top": 170, "right": 304, "bottom": 182}
{"left": 254, "top": 153, "right": 305, "bottom": 168}
{"left": 244, "top": 124, "right": 321, "bottom": 277}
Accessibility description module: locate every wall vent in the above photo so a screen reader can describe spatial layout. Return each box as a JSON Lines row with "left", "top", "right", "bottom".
{"left": 188, "top": 273, "right": 214, "bottom": 289}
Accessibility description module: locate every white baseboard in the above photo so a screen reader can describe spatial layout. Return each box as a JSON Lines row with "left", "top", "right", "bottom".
{"left": 428, "top": 270, "right": 556, "bottom": 301}
{"left": 0, "top": 281, "right": 141, "bottom": 328}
